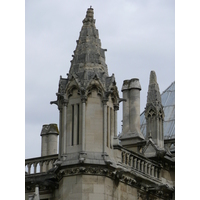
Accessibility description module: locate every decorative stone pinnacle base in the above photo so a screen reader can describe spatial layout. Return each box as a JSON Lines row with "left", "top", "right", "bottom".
{"left": 120, "top": 133, "right": 144, "bottom": 147}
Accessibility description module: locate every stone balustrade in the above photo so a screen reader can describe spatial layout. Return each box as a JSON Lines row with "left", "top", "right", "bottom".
{"left": 120, "top": 148, "right": 160, "bottom": 179}
{"left": 25, "top": 154, "right": 58, "bottom": 175}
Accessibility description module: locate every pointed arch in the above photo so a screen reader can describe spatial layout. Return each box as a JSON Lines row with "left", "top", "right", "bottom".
{"left": 66, "top": 79, "right": 81, "bottom": 99}
{"left": 86, "top": 78, "right": 105, "bottom": 99}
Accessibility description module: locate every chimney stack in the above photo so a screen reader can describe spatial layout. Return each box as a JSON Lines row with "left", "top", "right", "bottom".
{"left": 120, "top": 78, "right": 144, "bottom": 150}
{"left": 40, "top": 123, "right": 59, "bottom": 156}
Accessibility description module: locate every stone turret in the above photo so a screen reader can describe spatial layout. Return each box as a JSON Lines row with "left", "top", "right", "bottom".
{"left": 40, "top": 123, "right": 59, "bottom": 156}
{"left": 120, "top": 78, "right": 144, "bottom": 151}
{"left": 145, "top": 71, "right": 165, "bottom": 148}
{"left": 51, "top": 7, "right": 119, "bottom": 162}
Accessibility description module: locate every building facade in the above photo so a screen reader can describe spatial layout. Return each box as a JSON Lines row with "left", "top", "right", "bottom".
{"left": 25, "top": 7, "right": 175, "bottom": 200}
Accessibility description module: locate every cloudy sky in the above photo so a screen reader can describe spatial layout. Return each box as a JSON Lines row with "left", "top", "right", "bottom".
{"left": 25, "top": 0, "right": 175, "bottom": 159}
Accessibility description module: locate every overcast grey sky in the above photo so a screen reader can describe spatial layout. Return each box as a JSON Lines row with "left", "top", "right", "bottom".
{"left": 25, "top": 0, "right": 175, "bottom": 159}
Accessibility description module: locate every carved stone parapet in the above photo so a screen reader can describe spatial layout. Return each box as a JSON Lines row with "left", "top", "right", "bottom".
{"left": 155, "top": 167, "right": 158, "bottom": 178}
{"left": 33, "top": 163, "right": 37, "bottom": 174}
{"left": 151, "top": 166, "right": 155, "bottom": 177}
{"left": 147, "top": 164, "right": 151, "bottom": 175}
{"left": 141, "top": 161, "right": 144, "bottom": 172}
{"left": 130, "top": 156, "right": 133, "bottom": 167}
{"left": 122, "top": 152, "right": 125, "bottom": 164}
{"left": 144, "top": 163, "right": 148, "bottom": 174}
{"left": 134, "top": 158, "right": 137, "bottom": 169}
{"left": 126, "top": 153, "right": 130, "bottom": 165}
{"left": 137, "top": 160, "right": 141, "bottom": 171}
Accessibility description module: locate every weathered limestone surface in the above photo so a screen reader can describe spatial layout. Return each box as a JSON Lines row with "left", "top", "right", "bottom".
{"left": 49, "top": 7, "right": 119, "bottom": 160}
{"left": 145, "top": 71, "right": 164, "bottom": 148}
{"left": 26, "top": 7, "right": 175, "bottom": 200}
{"left": 120, "top": 78, "right": 144, "bottom": 150}
{"left": 40, "top": 124, "right": 59, "bottom": 156}
{"left": 53, "top": 175, "right": 139, "bottom": 200}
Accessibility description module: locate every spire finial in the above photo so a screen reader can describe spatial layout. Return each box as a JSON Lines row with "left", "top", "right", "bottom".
{"left": 146, "top": 70, "right": 161, "bottom": 104}
{"left": 83, "top": 7, "right": 94, "bottom": 24}
{"left": 149, "top": 70, "right": 157, "bottom": 85}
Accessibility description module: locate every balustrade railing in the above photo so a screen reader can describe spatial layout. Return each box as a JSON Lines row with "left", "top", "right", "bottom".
{"left": 119, "top": 148, "right": 160, "bottom": 179}
{"left": 25, "top": 154, "right": 58, "bottom": 175}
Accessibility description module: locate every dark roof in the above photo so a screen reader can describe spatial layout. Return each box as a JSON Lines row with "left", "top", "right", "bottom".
{"left": 140, "top": 81, "right": 175, "bottom": 139}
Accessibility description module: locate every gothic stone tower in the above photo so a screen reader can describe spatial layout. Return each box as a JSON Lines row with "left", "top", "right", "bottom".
{"left": 51, "top": 7, "right": 120, "bottom": 164}
{"left": 25, "top": 8, "right": 175, "bottom": 200}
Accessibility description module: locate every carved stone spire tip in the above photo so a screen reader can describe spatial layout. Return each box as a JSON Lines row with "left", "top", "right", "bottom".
{"left": 149, "top": 70, "right": 157, "bottom": 85}
{"left": 146, "top": 70, "right": 161, "bottom": 105}
{"left": 85, "top": 7, "right": 94, "bottom": 20}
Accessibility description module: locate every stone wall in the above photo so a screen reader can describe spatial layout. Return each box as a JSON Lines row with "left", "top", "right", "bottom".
{"left": 53, "top": 174, "right": 139, "bottom": 200}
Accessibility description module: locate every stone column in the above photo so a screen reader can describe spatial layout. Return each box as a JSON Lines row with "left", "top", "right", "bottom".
{"left": 74, "top": 104, "right": 78, "bottom": 145}
{"left": 62, "top": 100, "right": 68, "bottom": 157}
{"left": 130, "top": 156, "right": 133, "bottom": 167}
{"left": 156, "top": 116, "right": 160, "bottom": 146}
{"left": 103, "top": 100, "right": 107, "bottom": 154}
{"left": 39, "top": 162, "right": 43, "bottom": 173}
{"left": 155, "top": 167, "right": 158, "bottom": 178}
{"left": 107, "top": 106, "right": 110, "bottom": 148}
{"left": 144, "top": 162, "right": 148, "bottom": 174}
{"left": 59, "top": 108, "right": 62, "bottom": 159}
{"left": 129, "top": 79, "right": 142, "bottom": 135}
{"left": 113, "top": 104, "right": 119, "bottom": 146}
{"left": 141, "top": 161, "right": 144, "bottom": 172}
{"left": 28, "top": 164, "right": 31, "bottom": 174}
{"left": 122, "top": 152, "right": 125, "bottom": 164}
{"left": 137, "top": 160, "right": 141, "bottom": 171}
{"left": 122, "top": 81, "right": 129, "bottom": 134}
{"left": 110, "top": 107, "right": 114, "bottom": 148}
{"left": 134, "top": 158, "right": 137, "bottom": 169}
{"left": 34, "top": 185, "right": 40, "bottom": 200}
{"left": 151, "top": 166, "right": 155, "bottom": 177}
{"left": 81, "top": 98, "right": 86, "bottom": 152}
{"left": 148, "top": 164, "right": 151, "bottom": 175}
{"left": 33, "top": 163, "right": 37, "bottom": 174}
{"left": 114, "top": 106, "right": 118, "bottom": 138}
{"left": 160, "top": 118, "right": 164, "bottom": 148}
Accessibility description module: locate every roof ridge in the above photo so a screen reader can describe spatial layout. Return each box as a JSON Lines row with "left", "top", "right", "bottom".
{"left": 161, "top": 81, "right": 175, "bottom": 95}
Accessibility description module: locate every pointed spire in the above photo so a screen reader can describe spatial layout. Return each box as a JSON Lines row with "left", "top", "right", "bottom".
{"left": 149, "top": 70, "right": 157, "bottom": 85}
{"left": 147, "top": 70, "right": 161, "bottom": 105}
{"left": 145, "top": 70, "right": 164, "bottom": 149}
{"left": 69, "top": 7, "right": 108, "bottom": 76}
{"left": 82, "top": 7, "right": 95, "bottom": 24}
